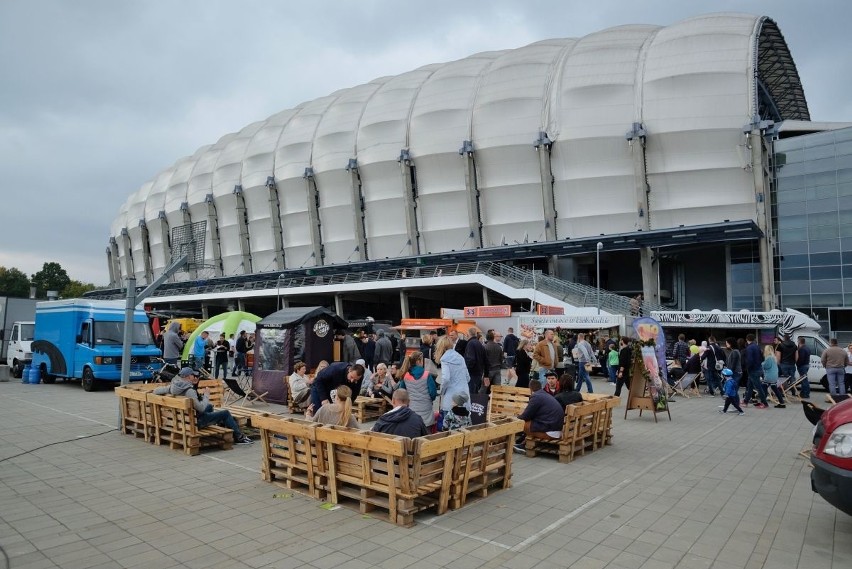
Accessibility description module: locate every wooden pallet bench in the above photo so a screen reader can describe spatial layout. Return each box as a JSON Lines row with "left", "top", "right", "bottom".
{"left": 487, "top": 385, "right": 531, "bottom": 421}
{"left": 197, "top": 379, "right": 270, "bottom": 433}
{"left": 451, "top": 417, "right": 524, "bottom": 509}
{"left": 254, "top": 414, "right": 328, "bottom": 499}
{"left": 523, "top": 397, "right": 617, "bottom": 463}
{"left": 146, "top": 392, "right": 233, "bottom": 455}
{"left": 116, "top": 386, "right": 156, "bottom": 442}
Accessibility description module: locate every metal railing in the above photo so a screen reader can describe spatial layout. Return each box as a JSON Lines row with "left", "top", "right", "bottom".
{"left": 91, "top": 260, "right": 662, "bottom": 316}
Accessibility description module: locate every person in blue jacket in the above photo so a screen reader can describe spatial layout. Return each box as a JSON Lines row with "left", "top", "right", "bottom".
{"left": 719, "top": 368, "right": 744, "bottom": 415}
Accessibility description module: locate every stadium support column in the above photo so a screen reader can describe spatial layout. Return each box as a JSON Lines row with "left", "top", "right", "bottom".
{"left": 399, "top": 290, "right": 410, "bottom": 319}
{"left": 304, "top": 168, "right": 324, "bottom": 265}
{"left": 120, "top": 228, "right": 133, "bottom": 281}
{"left": 750, "top": 128, "right": 776, "bottom": 310}
{"left": 233, "top": 185, "right": 252, "bottom": 275}
{"left": 138, "top": 220, "right": 153, "bottom": 284}
{"left": 346, "top": 159, "right": 367, "bottom": 261}
{"left": 157, "top": 211, "right": 171, "bottom": 278}
{"left": 205, "top": 194, "right": 224, "bottom": 277}
{"left": 266, "top": 177, "right": 285, "bottom": 270}
{"left": 627, "top": 123, "right": 658, "bottom": 306}
{"left": 180, "top": 202, "right": 197, "bottom": 279}
{"left": 399, "top": 149, "right": 419, "bottom": 255}
{"left": 109, "top": 237, "right": 121, "bottom": 287}
{"left": 459, "top": 141, "right": 482, "bottom": 249}
{"left": 482, "top": 287, "right": 490, "bottom": 306}
{"left": 534, "top": 132, "right": 558, "bottom": 276}
{"left": 106, "top": 246, "right": 116, "bottom": 287}
{"left": 334, "top": 294, "right": 344, "bottom": 318}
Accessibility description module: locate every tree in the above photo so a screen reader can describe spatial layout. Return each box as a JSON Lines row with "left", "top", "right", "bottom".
{"left": 0, "top": 266, "right": 31, "bottom": 297}
{"left": 62, "top": 280, "right": 97, "bottom": 298}
{"left": 31, "top": 262, "right": 71, "bottom": 298}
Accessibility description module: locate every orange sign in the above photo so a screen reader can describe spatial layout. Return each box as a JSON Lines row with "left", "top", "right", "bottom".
{"left": 536, "top": 305, "right": 564, "bottom": 315}
{"left": 463, "top": 305, "right": 512, "bottom": 318}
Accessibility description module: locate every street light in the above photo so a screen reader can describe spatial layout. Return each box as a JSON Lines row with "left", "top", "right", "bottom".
{"left": 596, "top": 242, "right": 603, "bottom": 314}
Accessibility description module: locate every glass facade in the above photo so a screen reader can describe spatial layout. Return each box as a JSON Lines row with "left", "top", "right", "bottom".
{"left": 730, "top": 243, "right": 762, "bottom": 310}
{"left": 772, "top": 126, "right": 852, "bottom": 332}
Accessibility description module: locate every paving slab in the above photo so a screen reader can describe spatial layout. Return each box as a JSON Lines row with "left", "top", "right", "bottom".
{"left": 0, "top": 379, "right": 850, "bottom": 568}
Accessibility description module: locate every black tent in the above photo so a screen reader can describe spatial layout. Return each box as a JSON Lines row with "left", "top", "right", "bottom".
{"left": 252, "top": 307, "right": 348, "bottom": 404}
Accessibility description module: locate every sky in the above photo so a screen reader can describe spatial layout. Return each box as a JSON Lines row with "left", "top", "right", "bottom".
{"left": 1, "top": 0, "right": 850, "bottom": 286}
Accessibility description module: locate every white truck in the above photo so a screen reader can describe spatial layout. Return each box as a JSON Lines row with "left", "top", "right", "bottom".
{"left": 5, "top": 320, "right": 35, "bottom": 378}
{"left": 651, "top": 309, "right": 830, "bottom": 389}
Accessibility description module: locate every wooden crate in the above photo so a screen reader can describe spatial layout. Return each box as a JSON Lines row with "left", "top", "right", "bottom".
{"left": 253, "top": 414, "right": 327, "bottom": 499}
{"left": 354, "top": 396, "right": 389, "bottom": 423}
{"left": 487, "top": 385, "right": 530, "bottom": 421}
{"left": 451, "top": 417, "right": 524, "bottom": 509}
{"left": 524, "top": 399, "right": 607, "bottom": 463}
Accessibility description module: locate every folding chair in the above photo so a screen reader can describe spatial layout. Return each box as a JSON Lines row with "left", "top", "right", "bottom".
{"left": 236, "top": 371, "right": 268, "bottom": 406}
{"left": 764, "top": 376, "right": 791, "bottom": 405}
{"left": 671, "top": 373, "right": 701, "bottom": 398}
{"left": 781, "top": 374, "right": 805, "bottom": 404}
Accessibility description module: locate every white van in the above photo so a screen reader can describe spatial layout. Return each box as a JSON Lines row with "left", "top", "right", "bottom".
{"left": 6, "top": 320, "right": 34, "bottom": 378}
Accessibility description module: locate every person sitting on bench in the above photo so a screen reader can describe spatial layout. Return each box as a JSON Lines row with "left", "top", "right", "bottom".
{"left": 515, "top": 379, "right": 565, "bottom": 451}
{"left": 153, "top": 367, "right": 253, "bottom": 445}
{"left": 372, "top": 389, "right": 428, "bottom": 438}
{"left": 554, "top": 373, "right": 583, "bottom": 408}
{"left": 288, "top": 361, "right": 312, "bottom": 409}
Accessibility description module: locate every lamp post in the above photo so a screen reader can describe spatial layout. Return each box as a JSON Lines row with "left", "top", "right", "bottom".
{"left": 596, "top": 242, "right": 603, "bottom": 314}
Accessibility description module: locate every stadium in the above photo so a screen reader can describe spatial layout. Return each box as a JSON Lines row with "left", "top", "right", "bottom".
{"left": 99, "top": 12, "right": 852, "bottom": 338}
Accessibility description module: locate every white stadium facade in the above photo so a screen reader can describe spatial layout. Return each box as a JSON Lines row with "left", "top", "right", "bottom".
{"left": 96, "top": 12, "right": 852, "bottom": 336}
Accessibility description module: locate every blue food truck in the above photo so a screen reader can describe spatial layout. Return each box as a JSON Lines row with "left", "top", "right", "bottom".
{"left": 31, "top": 299, "right": 161, "bottom": 391}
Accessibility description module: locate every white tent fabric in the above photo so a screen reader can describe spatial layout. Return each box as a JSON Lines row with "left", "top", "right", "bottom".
{"left": 110, "top": 12, "right": 808, "bottom": 284}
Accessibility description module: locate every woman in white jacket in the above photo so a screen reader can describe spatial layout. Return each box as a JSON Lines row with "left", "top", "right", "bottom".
{"left": 435, "top": 335, "right": 471, "bottom": 423}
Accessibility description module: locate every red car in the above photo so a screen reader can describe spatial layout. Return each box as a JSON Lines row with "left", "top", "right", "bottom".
{"left": 811, "top": 397, "right": 852, "bottom": 515}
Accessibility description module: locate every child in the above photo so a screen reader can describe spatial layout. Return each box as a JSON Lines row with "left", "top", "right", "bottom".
{"left": 607, "top": 344, "right": 619, "bottom": 383}
{"left": 720, "top": 368, "right": 744, "bottom": 415}
{"left": 443, "top": 392, "right": 472, "bottom": 431}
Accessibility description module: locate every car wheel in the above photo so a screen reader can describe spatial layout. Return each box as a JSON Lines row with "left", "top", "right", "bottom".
{"left": 82, "top": 368, "right": 97, "bottom": 392}
{"left": 12, "top": 360, "right": 23, "bottom": 378}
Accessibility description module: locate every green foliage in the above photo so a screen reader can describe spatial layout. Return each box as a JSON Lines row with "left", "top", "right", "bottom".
{"left": 0, "top": 266, "right": 32, "bottom": 297}
{"left": 31, "top": 262, "right": 71, "bottom": 298}
{"left": 62, "top": 280, "right": 97, "bottom": 298}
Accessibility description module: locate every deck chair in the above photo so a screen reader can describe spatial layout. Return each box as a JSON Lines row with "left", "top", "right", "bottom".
{"left": 236, "top": 371, "right": 269, "bottom": 406}
{"left": 671, "top": 373, "right": 701, "bottom": 398}
{"left": 781, "top": 374, "right": 805, "bottom": 404}
{"left": 764, "top": 376, "right": 791, "bottom": 405}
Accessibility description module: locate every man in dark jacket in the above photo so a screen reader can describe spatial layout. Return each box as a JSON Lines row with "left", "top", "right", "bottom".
{"left": 616, "top": 337, "right": 633, "bottom": 398}
{"left": 310, "top": 361, "right": 365, "bottom": 410}
{"left": 372, "top": 389, "right": 428, "bottom": 438}
{"left": 701, "top": 336, "right": 725, "bottom": 396}
{"left": 503, "top": 327, "right": 519, "bottom": 366}
{"left": 483, "top": 330, "right": 504, "bottom": 394}
{"left": 464, "top": 328, "right": 487, "bottom": 394}
{"left": 516, "top": 379, "right": 565, "bottom": 450}
{"left": 374, "top": 330, "right": 393, "bottom": 366}
{"left": 162, "top": 322, "right": 184, "bottom": 365}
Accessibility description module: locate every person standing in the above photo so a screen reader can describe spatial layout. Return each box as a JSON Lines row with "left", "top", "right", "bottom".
{"left": 673, "top": 334, "right": 690, "bottom": 367}
{"left": 606, "top": 343, "right": 619, "bottom": 384}
{"left": 483, "top": 330, "right": 504, "bottom": 394}
{"left": 398, "top": 351, "right": 438, "bottom": 431}
{"left": 513, "top": 339, "right": 533, "bottom": 389}
{"left": 232, "top": 331, "right": 248, "bottom": 376}
{"left": 615, "top": 337, "right": 632, "bottom": 397}
{"left": 374, "top": 330, "right": 393, "bottom": 367}
{"left": 724, "top": 338, "right": 742, "bottom": 392}
{"left": 338, "top": 330, "right": 360, "bottom": 365}
{"left": 162, "top": 322, "right": 184, "bottom": 365}
{"left": 212, "top": 333, "right": 230, "bottom": 380}
{"left": 742, "top": 334, "right": 768, "bottom": 408}
{"left": 821, "top": 338, "right": 847, "bottom": 396}
{"left": 464, "top": 328, "right": 486, "bottom": 394}
{"left": 775, "top": 334, "right": 798, "bottom": 382}
{"left": 532, "top": 329, "right": 559, "bottom": 371}
{"left": 762, "top": 344, "right": 786, "bottom": 408}
{"left": 719, "top": 368, "right": 744, "bottom": 415}
{"left": 574, "top": 332, "right": 595, "bottom": 393}
{"left": 503, "top": 327, "right": 519, "bottom": 367}
{"left": 701, "top": 336, "right": 724, "bottom": 396}
{"left": 796, "top": 337, "right": 811, "bottom": 399}
{"left": 189, "top": 330, "right": 209, "bottom": 370}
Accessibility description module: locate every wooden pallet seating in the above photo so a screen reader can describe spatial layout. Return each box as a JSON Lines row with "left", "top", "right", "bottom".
{"left": 147, "top": 392, "right": 234, "bottom": 455}
{"left": 487, "top": 385, "right": 531, "bottom": 421}
{"left": 523, "top": 397, "right": 616, "bottom": 463}
{"left": 116, "top": 386, "right": 155, "bottom": 442}
{"left": 253, "top": 414, "right": 327, "bottom": 499}
{"left": 451, "top": 417, "right": 524, "bottom": 509}
{"left": 354, "top": 395, "right": 389, "bottom": 423}
{"left": 197, "top": 379, "right": 269, "bottom": 431}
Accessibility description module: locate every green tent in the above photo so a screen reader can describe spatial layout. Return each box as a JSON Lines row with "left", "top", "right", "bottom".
{"left": 181, "top": 311, "right": 261, "bottom": 360}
